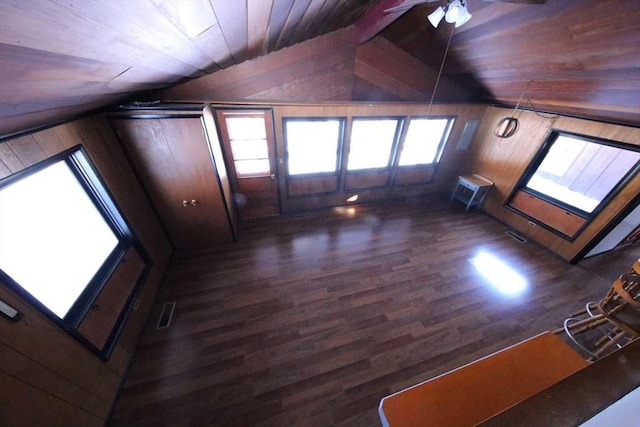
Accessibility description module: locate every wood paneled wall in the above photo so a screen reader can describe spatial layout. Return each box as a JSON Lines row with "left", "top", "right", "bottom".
{"left": 158, "top": 27, "right": 358, "bottom": 102}
{"left": 352, "top": 36, "right": 474, "bottom": 103}
{"left": 0, "top": 117, "right": 172, "bottom": 425}
{"left": 157, "top": 27, "right": 464, "bottom": 105}
{"left": 0, "top": 94, "right": 133, "bottom": 138}
{"left": 272, "top": 102, "right": 487, "bottom": 212}
{"left": 468, "top": 106, "right": 640, "bottom": 261}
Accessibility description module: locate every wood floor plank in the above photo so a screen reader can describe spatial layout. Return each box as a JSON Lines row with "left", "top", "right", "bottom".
{"left": 109, "top": 195, "right": 633, "bottom": 426}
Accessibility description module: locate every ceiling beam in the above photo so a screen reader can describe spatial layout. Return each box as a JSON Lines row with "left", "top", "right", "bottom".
{"left": 354, "top": 0, "right": 421, "bottom": 44}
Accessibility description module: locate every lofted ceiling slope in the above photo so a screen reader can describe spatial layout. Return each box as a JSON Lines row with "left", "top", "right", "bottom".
{"left": 0, "top": 0, "right": 379, "bottom": 135}
{"left": 381, "top": 0, "right": 640, "bottom": 125}
{"left": 1, "top": 0, "right": 638, "bottom": 136}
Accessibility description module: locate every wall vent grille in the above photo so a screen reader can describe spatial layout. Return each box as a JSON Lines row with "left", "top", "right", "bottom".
{"left": 506, "top": 230, "right": 527, "bottom": 244}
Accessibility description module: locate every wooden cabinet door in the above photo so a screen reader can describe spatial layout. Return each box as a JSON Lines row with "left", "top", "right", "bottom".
{"left": 77, "top": 246, "right": 145, "bottom": 350}
{"left": 509, "top": 190, "right": 587, "bottom": 239}
{"left": 112, "top": 117, "right": 233, "bottom": 250}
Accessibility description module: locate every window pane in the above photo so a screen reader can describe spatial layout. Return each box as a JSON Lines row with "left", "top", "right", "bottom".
{"left": 399, "top": 119, "right": 450, "bottom": 166}
{"left": 347, "top": 119, "right": 398, "bottom": 170}
{"left": 536, "top": 136, "right": 587, "bottom": 176}
{"left": 286, "top": 120, "right": 341, "bottom": 175}
{"left": 225, "top": 116, "right": 271, "bottom": 178}
{"left": 526, "top": 135, "right": 640, "bottom": 213}
{"left": 0, "top": 160, "right": 119, "bottom": 318}
{"left": 230, "top": 139, "right": 269, "bottom": 160}
{"left": 234, "top": 159, "right": 271, "bottom": 178}
{"left": 226, "top": 117, "right": 266, "bottom": 140}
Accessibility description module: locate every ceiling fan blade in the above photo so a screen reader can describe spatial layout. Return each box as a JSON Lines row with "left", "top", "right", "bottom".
{"left": 483, "top": 0, "right": 548, "bottom": 4}
{"left": 384, "top": 0, "right": 439, "bottom": 14}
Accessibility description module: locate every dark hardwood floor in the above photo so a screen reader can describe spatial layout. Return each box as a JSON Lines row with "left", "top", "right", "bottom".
{"left": 579, "top": 243, "right": 640, "bottom": 283}
{"left": 109, "top": 196, "right": 632, "bottom": 426}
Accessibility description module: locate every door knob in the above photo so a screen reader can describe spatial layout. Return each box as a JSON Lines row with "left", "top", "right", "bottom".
{"left": 270, "top": 174, "right": 275, "bottom": 180}
{"left": 182, "top": 200, "right": 189, "bottom": 207}
{"left": 191, "top": 199, "right": 198, "bottom": 206}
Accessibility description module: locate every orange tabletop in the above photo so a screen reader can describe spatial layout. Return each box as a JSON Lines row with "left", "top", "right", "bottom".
{"left": 378, "top": 332, "right": 589, "bottom": 427}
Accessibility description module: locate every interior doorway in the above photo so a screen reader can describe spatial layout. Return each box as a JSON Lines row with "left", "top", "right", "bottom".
{"left": 585, "top": 204, "right": 640, "bottom": 258}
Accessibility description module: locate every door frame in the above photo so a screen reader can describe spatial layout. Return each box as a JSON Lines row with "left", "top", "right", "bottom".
{"left": 214, "top": 107, "right": 281, "bottom": 218}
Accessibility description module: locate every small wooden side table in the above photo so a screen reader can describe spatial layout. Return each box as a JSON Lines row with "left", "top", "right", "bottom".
{"left": 450, "top": 174, "right": 494, "bottom": 211}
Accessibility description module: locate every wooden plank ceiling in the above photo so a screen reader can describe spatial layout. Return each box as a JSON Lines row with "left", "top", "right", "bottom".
{"left": 0, "top": 0, "right": 638, "bottom": 135}
{"left": 381, "top": 0, "right": 640, "bottom": 124}
{"left": 0, "top": 0, "right": 379, "bottom": 134}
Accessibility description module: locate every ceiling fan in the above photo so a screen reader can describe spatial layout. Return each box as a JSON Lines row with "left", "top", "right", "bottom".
{"left": 385, "top": 0, "right": 548, "bottom": 28}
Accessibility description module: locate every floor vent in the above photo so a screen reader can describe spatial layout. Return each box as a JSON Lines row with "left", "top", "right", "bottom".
{"left": 506, "top": 230, "right": 527, "bottom": 244}
{"left": 156, "top": 301, "right": 176, "bottom": 329}
{"left": 294, "top": 213, "right": 311, "bottom": 219}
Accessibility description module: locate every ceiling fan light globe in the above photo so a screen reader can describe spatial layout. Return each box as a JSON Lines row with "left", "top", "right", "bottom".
{"left": 454, "top": 8, "right": 472, "bottom": 27}
{"left": 428, "top": 6, "right": 446, "bottom": 28}
{"left": 445, "top": 0, "right": 462, "bottom": 23}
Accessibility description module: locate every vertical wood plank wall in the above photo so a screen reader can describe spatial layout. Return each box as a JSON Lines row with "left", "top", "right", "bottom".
{"left": 0, "top": 116, "right": 172, "bottom": 425}
{"left": 271, "top": 103, "right": 487, "bottom": 212}
{"left": 469, "top": 106, "right": 640, "bottom": 261}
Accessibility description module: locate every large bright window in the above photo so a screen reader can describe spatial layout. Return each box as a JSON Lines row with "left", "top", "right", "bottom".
{"left": 398, "top": 118, "right": 454, "bottom": 166}
{"left": 0, "top": 147, "right": 129, "bottom": 322}
{"left": 347, "top": 118, "right": 399, "bottom": 170}
{"left": 285, "top": 119, "right": 342, "bottom": 175}
{"left": 524, "top": 132, "right": 640, "bottom": 214}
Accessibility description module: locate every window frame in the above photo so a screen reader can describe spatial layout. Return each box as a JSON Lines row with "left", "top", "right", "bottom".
{"left": 507, "top": 130, "right": 640, "bottom": 238}
{"left": 346, "top": 116, "right": 403, "bottom": 172}
{"left": 0, "top": 145, "right": 147, "bottom": 359}
{"left": 283, "top": 117, "right": 345, "bottom": 178}
{"left": 395, "top": 116, "right": 456, "bottom": 168}
{"left": 222, "top": 113, "right": 272, "bottom": 179}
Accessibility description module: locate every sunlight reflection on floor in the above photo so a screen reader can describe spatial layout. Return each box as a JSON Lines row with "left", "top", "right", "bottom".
{"left": 470, "top": 250, "right": 528, "bottom": 296}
